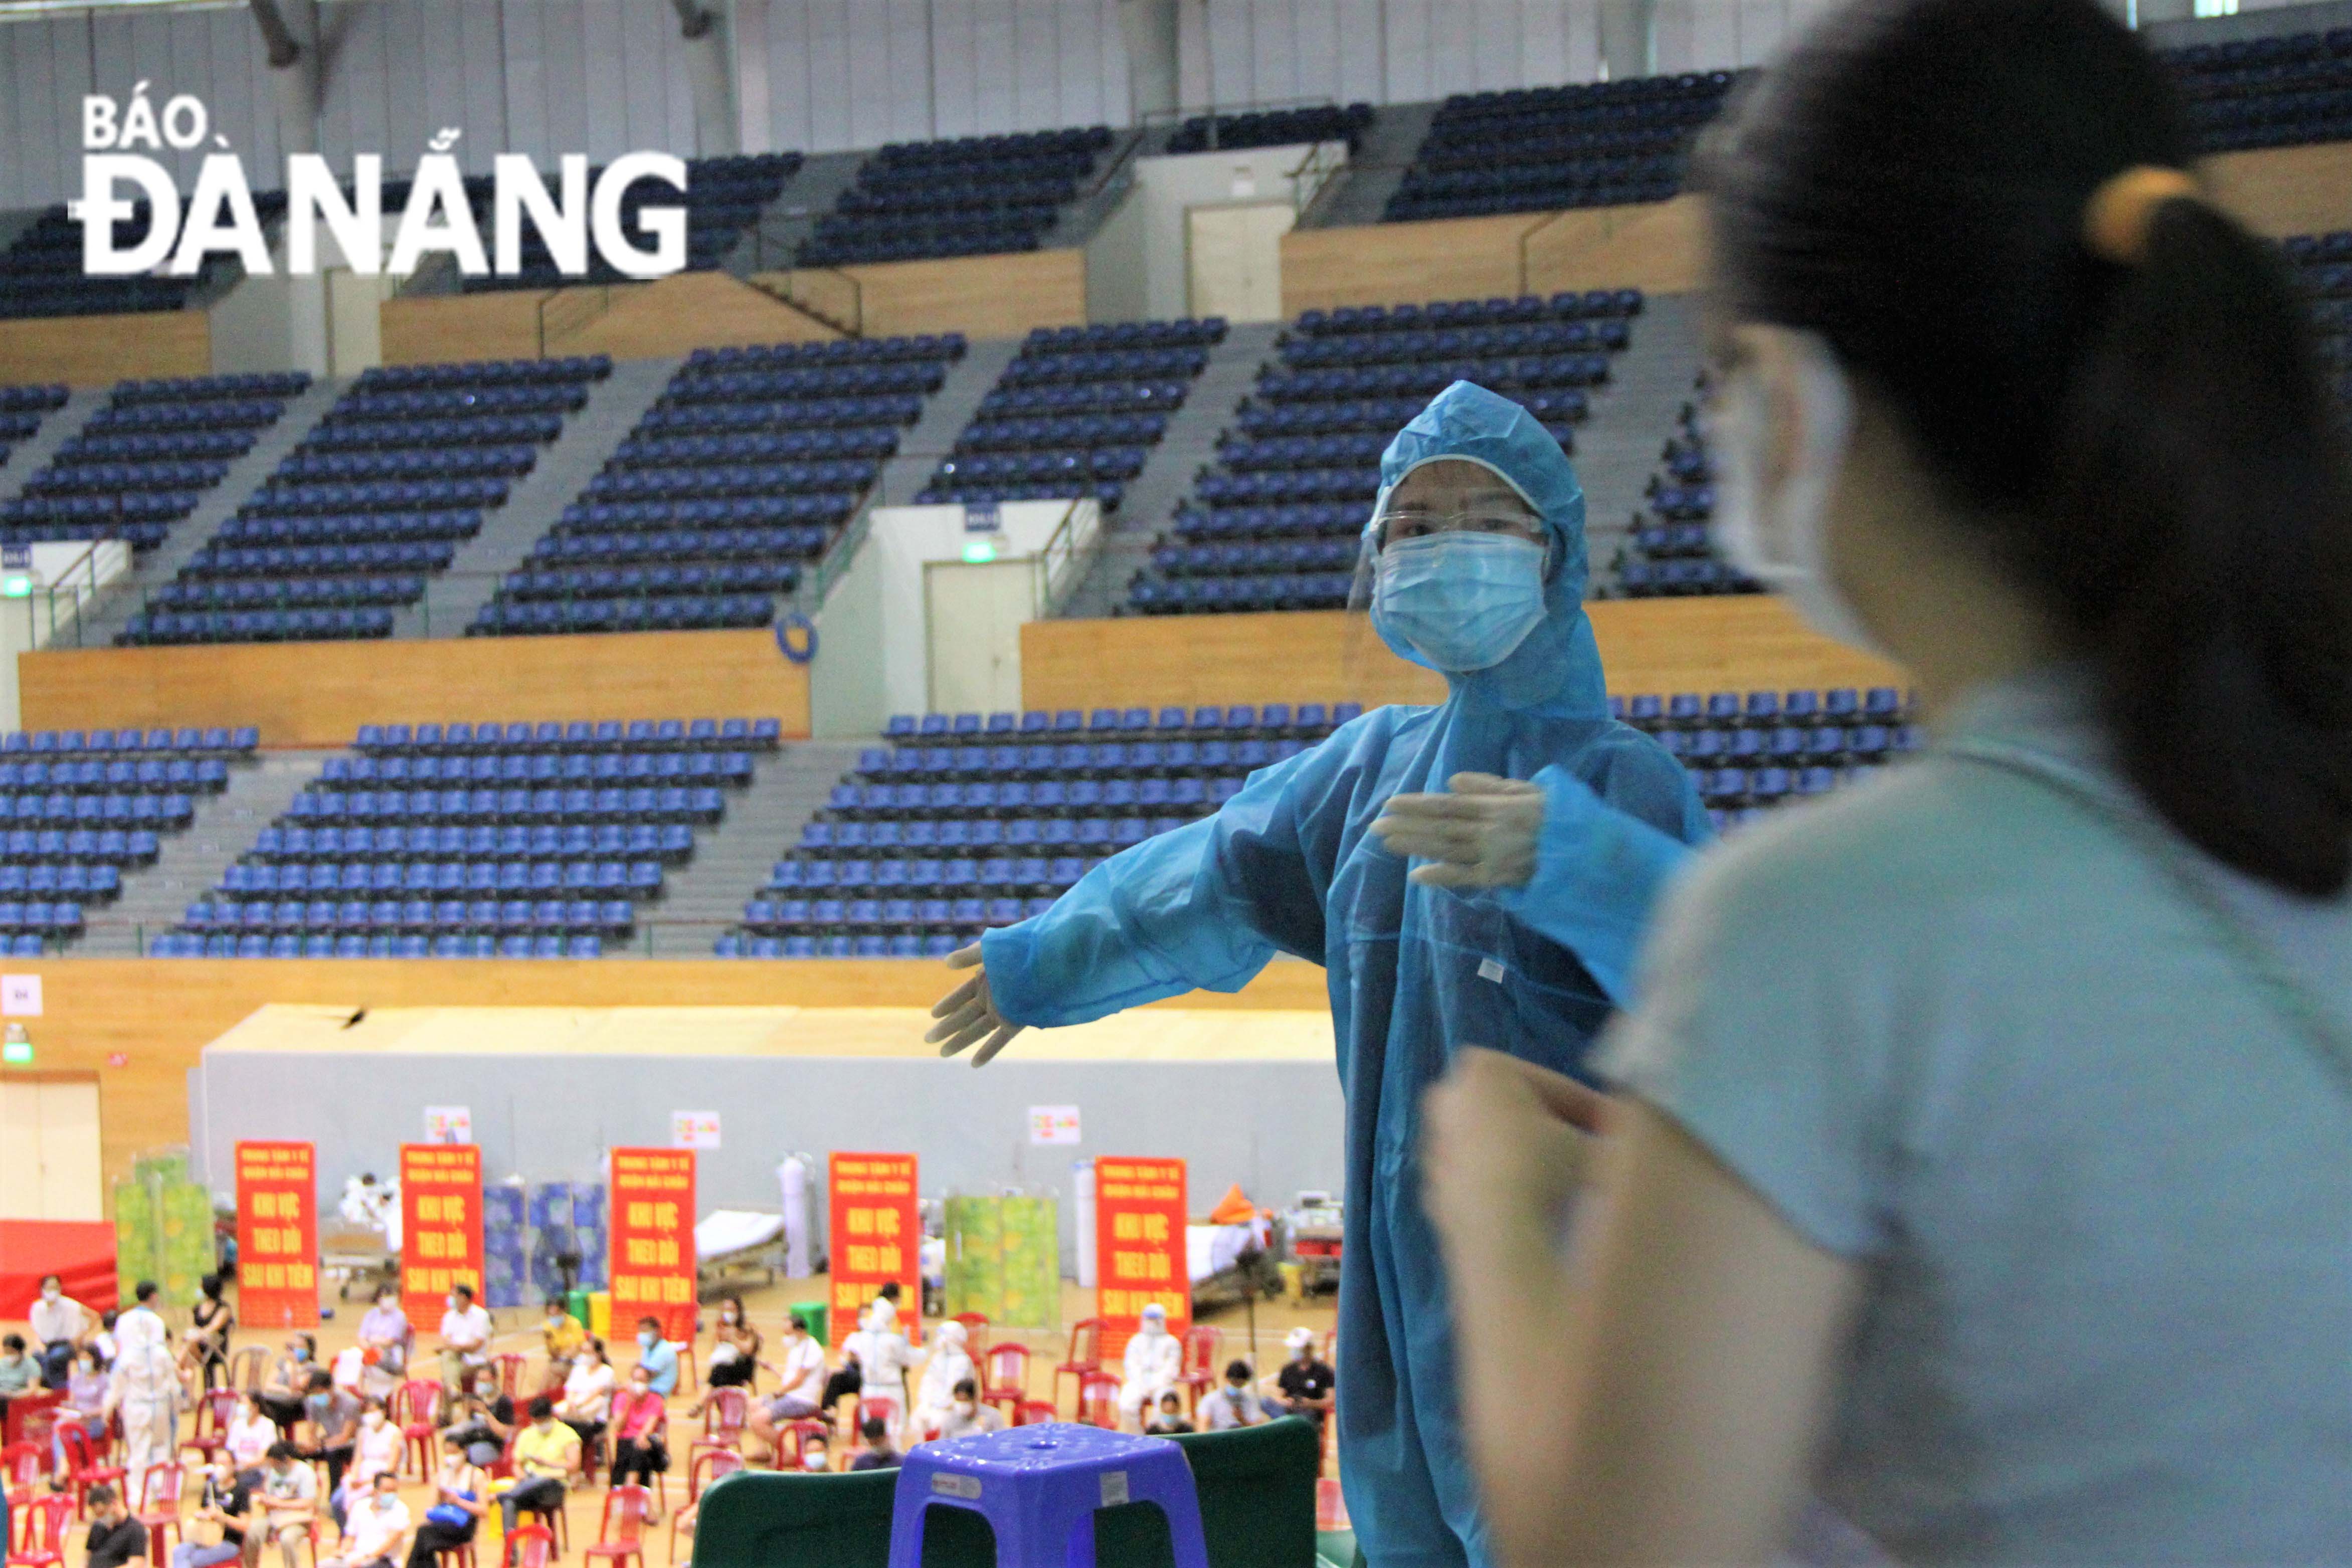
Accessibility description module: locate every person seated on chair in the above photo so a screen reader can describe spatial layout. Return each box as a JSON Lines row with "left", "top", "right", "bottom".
{"left": 355, "top": 1288, "right": 409, "bottom": 1384}
{"left": 225, "top": 1393, "right": 279, "bottom": 1485}
{"left": 180, "top": 1275, "right": 235, "bottom": 1392}
{"left": 0, "top": 1331, "right": 33, "bottom": 1428}
{"left": 498, "top": 1397, "right": 580, "bottom": 1535}
{"left": 330, "top": 1398, "right": 402, "bottom": 1530}
{"left": 904, "top": 1320, "right": 974, "bottom": 1443}
{"left": 631, "top": 1319, "right": 679, "bottom": 1400}
{"left": 437, "top": 1385, "right": 515, "bottom": 1466}
{"left": 80, "top": 1483, "right": 148, "bottom": 1568}
{"left": 934, "top": 1378, "right": 1003, "bottom": 1442}
{"left": 536, "top": 1298, "right": 582, "bottom": 1396}
{"left": 1274, "top": 1326, "right": 1336, "bottom": 1440}
{"left": 299, "top": 1369, "right": 364, "bottom": 1500}
{"left": 607, "top": 1363, "right": 668, "bottom": 1514}
{"left": 847, "top": 1415, "right": 899, "bottom": 1472}
{"left": 50, "top": 1346, "right": 109, "bottom": 1483}
{"left": 171, "top": 1454, "right": 251, "bottom": 1568}
{"left": 320, "top": 1470, "right": 409, "bottom": 1568}
{"left": 30, "top": 1274, "right": 92, "bottom": 1389}
{"left": 1115, "top": 1303, "right": 1183, "bottom": 1430}
{"left": 259, "top": 1336, "right": 315, "bottom": 1432}
{"left": 257, "top": 1442, "right": 319, "bottom": 1568}
{"left": 435, "top": 1286, "right": 491, "bottom": 1401}
{"left": 554, "top": 1337, "right": 614, "bottom": 1458}
{"left": 402, "top": 1432, "right": 486, "bottom": 1568}
{"left": 746, "top": 1313, "right": 824, "bottom": 1462}
{"left": 1196, "top": 1361, "right": 1275, "bottom": 1431}
{"left": 1145, "top": 1390, "right": 1195, "bottom": 1436}
{"left": 703, "top": 1296, "right": 762, "bottom": 1391}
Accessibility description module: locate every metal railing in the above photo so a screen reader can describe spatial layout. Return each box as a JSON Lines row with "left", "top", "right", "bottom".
{"left": 1287, "top": 140, "right": 1347, "bottom": 218}
{"left": 1034, "top": 497, "right": 1098, "bottom": 617}
{"left": 535, "top": 284, "right": 618, "bottom": 357}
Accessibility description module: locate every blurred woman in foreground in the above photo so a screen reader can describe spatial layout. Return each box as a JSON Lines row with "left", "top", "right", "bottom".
{"left": 1423, "top": 1, "right": 2352, "bottom": 1563}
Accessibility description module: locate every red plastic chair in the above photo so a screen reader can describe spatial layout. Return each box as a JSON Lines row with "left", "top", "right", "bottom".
{"left": 673, "top": 1447, "right": 743, "bottom": 1558}
{"left": 949, "top": 1312, "right": 991, "bottom": 1364}
{"left": 694, "top": 1387, "right": 748, "bottom": 1452}
{"left": 491, "top": 1354, "right": 527, "bottom": 1400}
{"left": 134, "top": 1461, "right": 184, "bottom": 1560}
{"left": 7, "top": 1494, "right": 75, "bottom": 1568}
{"left": 582, "top": 1483, "right": 652, "bottom": 1568}
{"left": 1074, "top": 1370, "right": 1122, "bottom": 1431}
{"left": 57, "top": 1424, "right": 124, "bottom": 1517}
{"left": 504, "top": 1522, "right": 557, "bottom": 1568}
{"left": 3, "top": 1440, "right": 43, "bottom": 1512}
{"left": 178, "top": 1388, "right": 239, "bottom": 1467}
{"left": 433, "top": 1544, "right": 477, "bottom": 1568}
{"left": 980, "top": 1341, "right": 1029, "bottom": 1422}
{"left": 781, "top": 1420, "right": 830, "bottom": 1471}
{"left": 1052, "top": 1318, "right": 1106, "bottom": 1414}
{"left": 392, "top": 1379, "right": 442, "bottom": 1477}
{"left": 1011, "top": 1400, "right": 1056, "bottom": 1429}
{"left": 1177, "top": 1324, "right": 1222, "bottom": 1414}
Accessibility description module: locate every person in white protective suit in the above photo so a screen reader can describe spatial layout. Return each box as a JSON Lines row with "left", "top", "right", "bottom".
{"left": 904, "top": 1319, "right": 975, "bottom": 1442}
{"left": 106, "top": 1286, "right": 183, "bottom": 1492}
{"left": 852, "top": 1299, "right": 912, "bottom": 1430}
{"left": 1116, "top": 1303, "right": 1184, "bottom": 1428}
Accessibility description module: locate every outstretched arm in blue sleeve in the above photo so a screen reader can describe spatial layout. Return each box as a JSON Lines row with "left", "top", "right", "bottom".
{"left": 1488, "top": 764, "right": 1708, "bottom": 1005}
{"left": 978, "top": 733, "right": 1365, "bottom": 1029}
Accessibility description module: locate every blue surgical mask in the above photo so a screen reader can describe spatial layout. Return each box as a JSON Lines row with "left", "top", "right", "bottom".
{"left": 1372, "top": 532, "right": 1549, "bottom": 673}
{"left": 637, "top": 1331, "right": 656, "bottom": 1349}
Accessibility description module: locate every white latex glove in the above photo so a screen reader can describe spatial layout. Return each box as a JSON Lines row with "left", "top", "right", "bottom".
{"left": 1370, "top": 771, "right": 1547, "bottom": 889}
{"left": 924, "top": 943, "right": 1027, "bottom": 1067}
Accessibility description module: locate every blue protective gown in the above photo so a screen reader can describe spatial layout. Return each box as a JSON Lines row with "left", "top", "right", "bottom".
{"left": 981, "top": 382, "right": 1712, "bottom": 1566}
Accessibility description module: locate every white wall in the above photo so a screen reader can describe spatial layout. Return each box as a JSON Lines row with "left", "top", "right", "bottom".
{"left": 812, "top": 499, "right": 1089, "bottom": 736}
{"left": 1095, "top": 141, "right": 1335, "bottom": 321}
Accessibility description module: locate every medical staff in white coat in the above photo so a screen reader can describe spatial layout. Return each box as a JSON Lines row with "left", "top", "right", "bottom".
{"left": 1117, "top": 1304, "right": 1183, "bottom": 1427}
{"left": 905, "top": 1320, "right": 975, "bottom": 1441}
{"left": 106, "top": 1289, "right": 181, "bottom": 1493}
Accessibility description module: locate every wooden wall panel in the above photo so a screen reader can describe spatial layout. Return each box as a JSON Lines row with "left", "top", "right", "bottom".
{"left": 2207, "top": 139, "right": 2352, "bottom": 238}
{"left": 839, "top": 249, "right": 1090, "bottom": 339}
{"left": 1280, "top": 140, "right": 2352, "bottom": 317}
{"left": 18, "top": 628, "right": 812, "bottom": 747}
{"left": 1281, "top": 214, "right": 1540, "bottom": 315}
{"left": 5, "top": 956, "right": 1328, "bottom": 1202}
{"left": 0, "top": 311, "right": 210, "bottom": 388}
{"left": 1022, "top": 598, "right": 1904, "bottom": 713}
{"left": 553, "top": 272, "right": 837, "bottom": 358}
{"left": 379, "top": 291, "right": 548, "bottom": 365}
{"left": 1521, "top": 195, "right": 1709, "bottom": 298}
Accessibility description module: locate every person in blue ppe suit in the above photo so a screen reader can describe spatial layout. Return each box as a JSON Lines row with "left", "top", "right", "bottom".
{"left": 926, "top": 380, "right": 1710, "bottom": 1567}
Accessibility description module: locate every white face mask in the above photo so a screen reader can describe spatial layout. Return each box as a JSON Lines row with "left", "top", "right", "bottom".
{"left": 40, "top": 1286, "right": 59, "bottom": 1302}
{"left": 802, "top": 1452, "right": 827, "bottom": 1472}
{"left": 952, "top": 1400, "right": 974, "bottom": 1417}
{"left": 362, "top": 1412, "right": 384, "bottom": 1429}
{"left": 1710, "top": 329, "right": 1877, "bottom": 654}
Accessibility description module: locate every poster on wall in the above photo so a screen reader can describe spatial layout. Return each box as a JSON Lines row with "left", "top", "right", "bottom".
{"left": 235, "top": 1141, "right": 319, "bottom": 1327}
{"left": 398, "top": 1143, "right": 484, "bottom": 1321}
{"left": 1027, "top": 1106, "right": 1081, "bottom": 1145}
{"left": 608, "top": 1148, "right": 696, "bottom": 1342}
{"left": 669, "top": 1111, "right": 721, "bottom": 1149}
{"left": 1095, "top": 1155, "right": 1188, "bottom": 1357}
{"left": 422, "top": 1106, "right": 473, "bottom": 1144}
{"left": 828, "top": 1151, "right": 921, "bottom": 1335}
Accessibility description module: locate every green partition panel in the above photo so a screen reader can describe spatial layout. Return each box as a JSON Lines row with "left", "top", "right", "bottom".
{"left": 690, "top": 1418, "right": 1321, "bottom": 1568}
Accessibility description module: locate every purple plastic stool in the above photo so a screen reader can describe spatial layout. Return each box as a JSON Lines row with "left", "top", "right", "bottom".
{"left": 885, "top": 1422, "right": 1210, "bottom": 1567}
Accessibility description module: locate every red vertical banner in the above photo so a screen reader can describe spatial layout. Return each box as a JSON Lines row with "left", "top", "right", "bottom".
{"left": 1095, "top": 1156, "right": 1188, "bottom": 1358}
{"left": 827, "top": 1152, "right": 920, "bottom": 1337}
{"left": 608, "top": 1149, "right": 696, "bottom": 1343}
{"left": 234, "top": 1141, "right": 318, "bottom": 1327}
{"left": 398, "top": 1143, "right": 484, "bottom": 1322}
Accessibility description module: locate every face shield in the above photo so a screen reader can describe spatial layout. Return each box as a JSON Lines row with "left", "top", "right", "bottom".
{"left": 1349, "top": 456, "right": 1555, "bottom": 674}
